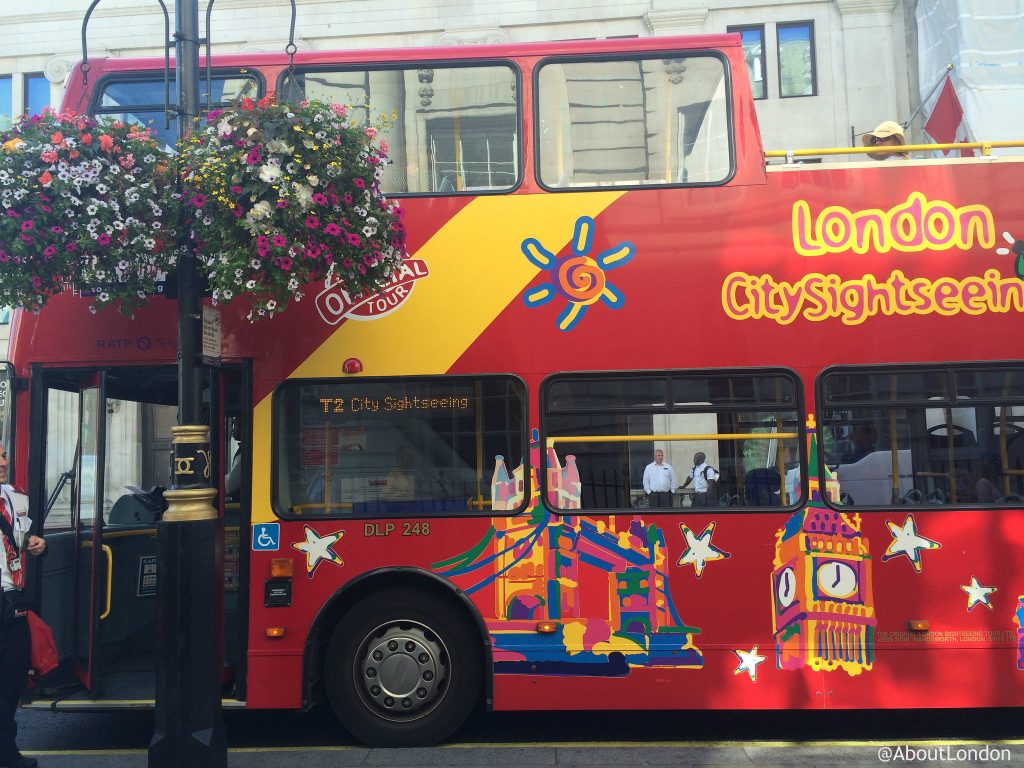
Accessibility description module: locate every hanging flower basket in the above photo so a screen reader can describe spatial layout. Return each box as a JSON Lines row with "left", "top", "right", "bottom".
{"left": 177, "top": 97, "right": 407, "bottom": 320}
{"left": 0, "top": 109, "right": 180, "bottom": 313}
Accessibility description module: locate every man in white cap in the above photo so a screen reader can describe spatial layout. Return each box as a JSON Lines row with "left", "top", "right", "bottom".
{"left": 862, "top": 120, "right": 908, "bottom": 160}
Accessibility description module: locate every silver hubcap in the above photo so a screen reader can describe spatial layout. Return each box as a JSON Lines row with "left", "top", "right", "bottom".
{"left": 358, "top": 621, "right": 447, "bottom": 719}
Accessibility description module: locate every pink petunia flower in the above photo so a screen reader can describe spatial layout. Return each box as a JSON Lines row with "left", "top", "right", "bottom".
{"left": 97, "top": 233, "right": 111, "bottom": 245}
{"left": 272, "top": 234, "right": 287, "bottom": 247}
{"left": 353, "top": 178, "right": 365, "bottom": 189}
{"left": 323, "top": 223, "right": 341, "bottom": 236}
{"left": 305, "top": 216, "right": 320, "bottom": 229}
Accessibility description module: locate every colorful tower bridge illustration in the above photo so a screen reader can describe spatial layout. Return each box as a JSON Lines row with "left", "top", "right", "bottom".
{"left": 433, "top": 443, "right": 703, "bottom": 675}
{"left": 770, "top": 416, "right": 876, "bottom": 676}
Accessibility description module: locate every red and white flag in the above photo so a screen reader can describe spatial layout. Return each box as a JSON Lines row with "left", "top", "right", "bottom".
{"left": 924, "top": 75, "right": 974, "bottom": 157}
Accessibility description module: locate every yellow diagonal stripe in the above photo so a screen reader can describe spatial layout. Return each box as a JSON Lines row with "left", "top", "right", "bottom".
{"left": 251, "top": 191, "right": 624, "bottom": 523}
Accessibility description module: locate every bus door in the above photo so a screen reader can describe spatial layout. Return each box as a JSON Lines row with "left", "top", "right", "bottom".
{"left": 72, "top": 372, "right": 107, "bottom": 691}
{"left": 32, "top": 363, "right": 249, "bottom": 705}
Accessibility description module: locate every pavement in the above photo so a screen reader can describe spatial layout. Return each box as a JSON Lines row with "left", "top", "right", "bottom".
{"left": 21, "top": 739, "right": 1024, "bottom": 767}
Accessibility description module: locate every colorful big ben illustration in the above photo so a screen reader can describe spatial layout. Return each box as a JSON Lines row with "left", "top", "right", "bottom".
{"left": 771, "top": 417, "right": 876, "bottom": 676}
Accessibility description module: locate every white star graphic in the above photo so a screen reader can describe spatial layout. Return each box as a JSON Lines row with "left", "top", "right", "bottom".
{"left": 292, "top": 524, "right": 345, "bottom": 576}
{"left": 677, "top": 521, "right": 731, "bottom": 578}
{"left": 881, "top": 513, "right": 940, "bottom": 573}
{"left": 733, "top": 646, "right": 767, "bottom": 682}
{"left": 961, "top": 576, "right": 997, "bottom": 612}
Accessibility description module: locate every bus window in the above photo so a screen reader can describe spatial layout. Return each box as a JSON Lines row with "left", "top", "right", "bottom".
{"left": 103, "top": 394, "right": 176, "bottom": 525}
{"left": 537, "top": 53, "right": 732, "bottom": 188}
{"left": 284, "top": 64, "right": 519, "bottom": 195}
{"left": 542, "top": 370, "right": 802, "bottom": 510}
{"left": 43, "top": 387, "right": 80, "bottom": 532}
{"left": 95, "top": 73, "right": 260, "bottom": 149}
{"left": 274, "top": 376, "right": 527, "bottom": 518}
{"left": 820, "top": 364, "right": 1024, "bottom": 507}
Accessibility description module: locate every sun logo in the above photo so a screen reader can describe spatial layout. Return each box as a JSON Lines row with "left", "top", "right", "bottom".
{"left": 521, "top": 215, "right": 635, "bottom": 332}
{"left": 995, "top": 230, "right": 1024, "bottom": 278}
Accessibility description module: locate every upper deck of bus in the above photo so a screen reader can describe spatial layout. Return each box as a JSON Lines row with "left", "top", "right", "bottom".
{"left": 10, "top": 32, "right": 1024, "bottom": 388}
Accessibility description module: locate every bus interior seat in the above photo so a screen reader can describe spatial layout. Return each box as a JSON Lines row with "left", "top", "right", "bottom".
{"left": 744, "top": 468, "right": 781, "bottom": 506}
{"left": 108, "top": 487, "right": 164, "bottom": 525}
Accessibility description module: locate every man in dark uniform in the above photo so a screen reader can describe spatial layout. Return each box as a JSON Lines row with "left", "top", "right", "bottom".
{"left": 0, "top": 442, "right": 46, "bottom": 768}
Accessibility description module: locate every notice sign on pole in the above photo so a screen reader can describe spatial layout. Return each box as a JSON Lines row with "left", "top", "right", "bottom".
{"left": 202, "top": 306, "right": 222, "bottom": 365}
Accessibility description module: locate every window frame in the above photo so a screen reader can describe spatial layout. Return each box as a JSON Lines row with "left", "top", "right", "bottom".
{"left": 540, "top": 367, "right": 805, "bottom": 514}
{"left": 776, "top": 20, "right": 818, "bottom": 99}
{"left": 533, "top": 49, "right": 736, "bottom": 192}
{"left": 270, "top": 373, "right": 531, "bottom": 521}
{"left": 816, "top": 362, "right": 1024, "bottom": 510}
{"left": 727, "top": 24, "right": 767, "bottom": 101}
{"left": 278, "top": 59, "right": 524, "bottom": 198}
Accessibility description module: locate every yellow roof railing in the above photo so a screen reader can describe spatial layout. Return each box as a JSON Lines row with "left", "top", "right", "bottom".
{"left": 765, "top": 140, "right": 1024, "bottom": 161}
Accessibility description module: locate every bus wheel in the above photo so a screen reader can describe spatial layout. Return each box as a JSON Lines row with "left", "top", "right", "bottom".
{"left": 326, "top": 589, "right": 482, "bottom": 747}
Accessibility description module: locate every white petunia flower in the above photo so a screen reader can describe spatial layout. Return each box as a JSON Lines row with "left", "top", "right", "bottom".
{"left": 266, "top": 139, "right": 294, "bottom": 155}
{"left": 258, "top": 161, "right": 283, "bottom": 183}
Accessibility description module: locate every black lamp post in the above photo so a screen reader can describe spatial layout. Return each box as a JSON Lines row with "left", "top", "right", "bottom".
{"left": 147, "top": 0, "right": 227, "bottom": 765}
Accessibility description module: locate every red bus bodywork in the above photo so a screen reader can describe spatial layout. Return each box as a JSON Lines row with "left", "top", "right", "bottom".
{"left": 8, "top": 34, "right": 1024, "bottom": 739}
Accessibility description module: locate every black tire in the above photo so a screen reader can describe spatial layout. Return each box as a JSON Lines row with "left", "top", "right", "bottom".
{"left": 325, "top": 588, "right": 482, "bottom": 747}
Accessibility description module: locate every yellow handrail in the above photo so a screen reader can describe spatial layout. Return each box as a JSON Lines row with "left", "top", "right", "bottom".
{"left": 765, "top": 140, "right": 1024, "bottom": 160}
{"left": 547, "top": 432, "right": 797, "bottom": 447}
{"left": 100, "top": 544, "right": 113, "bottom": 621}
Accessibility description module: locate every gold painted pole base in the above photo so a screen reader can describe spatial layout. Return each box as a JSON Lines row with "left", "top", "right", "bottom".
{"left": 163, "top": 487, "right": 218, "bottom": 522}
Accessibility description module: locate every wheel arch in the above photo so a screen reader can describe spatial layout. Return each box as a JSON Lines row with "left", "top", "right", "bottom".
{"left": 302, "top": 566, "right": 493, "bottom": 711}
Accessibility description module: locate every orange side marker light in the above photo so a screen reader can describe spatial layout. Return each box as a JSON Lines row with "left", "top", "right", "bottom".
{"left": 270, "top": 558, "right": 294, "bottom": 578}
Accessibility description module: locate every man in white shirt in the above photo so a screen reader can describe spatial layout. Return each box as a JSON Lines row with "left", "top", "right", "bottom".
{"left": 681, "top": 451, "right": 719, "bottom": 508}
{"left": 642, "top": 449, "right": 676, "bottom": 508}
{"left": 0, "top": 442, "right": 45, "bottom": 768}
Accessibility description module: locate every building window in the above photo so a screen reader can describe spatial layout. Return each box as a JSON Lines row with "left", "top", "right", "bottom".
{"left": 819, "top": 364, "right": 1024, "bottom": 507}
{"left": 537, "top": 53, "right": 732, "bottom": 188}
{"left": 728, "top": 25, "right": 766, "bottom": 100}
{"left": 24, "top": 73, "right": 49, "bottom": 116}
{"left": 274, "top": 376, "right": 528, "bottom": 518}
{"left": 777, "top": 22, "right": 816, "bottom": 98}
{"left": 542, "top": 370, "right": 803, "bottom": 510}
{"left": 0, "top": 75, "right": 11, "bottom": 129}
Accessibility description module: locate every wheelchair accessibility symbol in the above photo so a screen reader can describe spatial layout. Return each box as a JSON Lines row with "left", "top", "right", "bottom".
{"left": 252, "top": 523, "right": 281, "bottom": 552}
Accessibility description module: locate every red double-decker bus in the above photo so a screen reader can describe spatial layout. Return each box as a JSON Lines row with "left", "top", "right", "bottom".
{"left": 4, "top": 33, "right": 1024, "bottom": 746}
